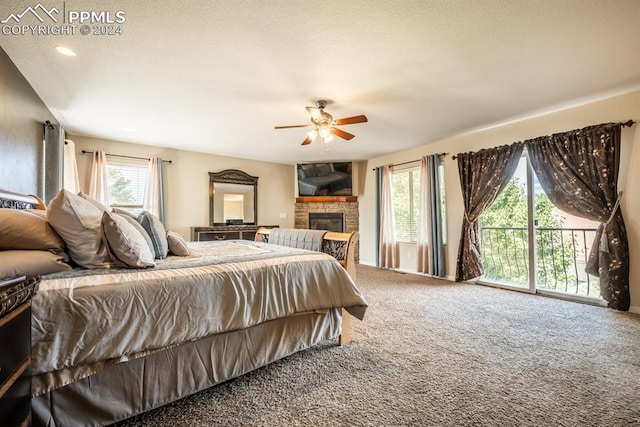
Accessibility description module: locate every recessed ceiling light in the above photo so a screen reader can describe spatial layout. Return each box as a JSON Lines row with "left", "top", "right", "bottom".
{"left": 55, "top": 46, "right": 76, "bottom": 57}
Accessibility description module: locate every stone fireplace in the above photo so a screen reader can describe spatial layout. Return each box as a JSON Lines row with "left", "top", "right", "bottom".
{"left": 295, "top": 197, "right": 359, "bottom": 262}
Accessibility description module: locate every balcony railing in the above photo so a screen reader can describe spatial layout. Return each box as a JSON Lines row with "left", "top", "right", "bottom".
{"left": 479, "top": 226, "right": 601, "bottom": 299}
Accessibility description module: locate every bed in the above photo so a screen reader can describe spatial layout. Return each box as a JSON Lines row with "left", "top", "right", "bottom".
{"left": 0, "top": 189, "right": 367, "bottom": 427}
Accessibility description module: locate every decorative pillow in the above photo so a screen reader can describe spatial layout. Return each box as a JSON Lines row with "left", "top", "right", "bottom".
{"left": 47, "top": 189, "right": 111, "bottom": 269}
{"left": 0, "top": 250, "right": 72, "bottom": 277}
{"left": 138, "top": 211, "right": 169, "bottom": 259}
{"left": 167, "top": 231, "right": 190, "bottom": 256}
{"left": 78, "top": 191, "right": 109, "bottom": 212}
{"left": 121, "top": 215, "right": 155, "bottom": 256}
{"left": 102, "top": 212, "right": 155, "bottom": 268}
{"left": 0, "top": 209, "right": 67, "bottom": 257}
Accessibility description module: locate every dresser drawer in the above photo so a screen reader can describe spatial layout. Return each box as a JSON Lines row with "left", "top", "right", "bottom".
{"left": 198, "top": 231, "right": 241, "bottom": 241}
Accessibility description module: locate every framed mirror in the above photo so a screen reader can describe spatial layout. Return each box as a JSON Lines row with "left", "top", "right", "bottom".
{"left": 209, "top": 169, "right": 258, "bottom": 225}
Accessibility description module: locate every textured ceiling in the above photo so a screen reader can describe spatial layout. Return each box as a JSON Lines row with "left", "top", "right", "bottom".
{"left": 1, "top": 0, "right": 639, "bottom": 163}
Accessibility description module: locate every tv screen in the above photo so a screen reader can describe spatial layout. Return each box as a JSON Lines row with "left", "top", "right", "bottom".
{"left": 297, "top": 162, "right": 353, "bottom": 197}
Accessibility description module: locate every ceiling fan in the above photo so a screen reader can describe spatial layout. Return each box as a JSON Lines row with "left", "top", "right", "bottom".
{"left": 275, "top": 100, "right": 368, "bottom": 145}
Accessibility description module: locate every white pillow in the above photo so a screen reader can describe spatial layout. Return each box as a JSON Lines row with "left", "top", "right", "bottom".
{"left": 102, "top": 212, "right": 155, "bottom": 268}
{"left": 47, "top": 189, "right": 111, "bottom": 269}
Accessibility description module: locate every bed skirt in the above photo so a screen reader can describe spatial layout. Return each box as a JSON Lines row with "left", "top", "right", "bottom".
{"left": 32, "top": 308, "right": 342, "bottom": 427}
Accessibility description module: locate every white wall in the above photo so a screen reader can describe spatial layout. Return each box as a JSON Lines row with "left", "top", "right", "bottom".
{"left": 70, "top": 135, "right": 296, "bottom": 239}
{"left": 359, "top": 90, "right": 640, "bottom": 311}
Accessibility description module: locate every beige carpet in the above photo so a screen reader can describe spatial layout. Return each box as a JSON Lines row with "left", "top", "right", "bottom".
{"left": 116, "top": 265, "right": 640, "bottom": 426}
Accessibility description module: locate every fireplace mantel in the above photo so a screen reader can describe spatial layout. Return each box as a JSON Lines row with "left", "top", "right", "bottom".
{"left": 295, "top": 196, "right": 357, "bottom": 203}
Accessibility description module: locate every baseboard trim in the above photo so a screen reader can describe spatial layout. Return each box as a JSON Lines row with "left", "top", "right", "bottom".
{"left": 629, "top": 305, "right": 640, "bottom": 315}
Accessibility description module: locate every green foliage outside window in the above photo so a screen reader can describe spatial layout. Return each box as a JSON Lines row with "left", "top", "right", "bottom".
{"left": 480, "top": 178, "right": 598, "bottom": 297}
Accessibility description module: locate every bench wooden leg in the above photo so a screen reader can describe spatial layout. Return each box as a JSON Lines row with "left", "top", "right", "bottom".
{"left": 338, "top": 308, "right": 352, "bottom": 346}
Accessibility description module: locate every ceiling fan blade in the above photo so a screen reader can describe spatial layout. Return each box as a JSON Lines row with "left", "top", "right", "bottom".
{"left": 331, "top": 127, "right": 355, "bottom": 140}
{"left": 274, "top": 124, "right": 308, "bottom": 129}
{"left": 334, "top": 115, "right": 368, "bottom": 126}
{"left": 301, "top": 136, "right": 313, "bottom": 145}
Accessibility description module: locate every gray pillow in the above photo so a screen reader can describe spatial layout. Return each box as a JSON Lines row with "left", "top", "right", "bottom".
{"left": 112, "top": 207, "right": 138, "bottom": 220}
{"left": 121, "top": 215, "right": 154, "bottom": 256}
{"left": 102, "top": 212, "right": 155, "bottom": 268}
{"left": 138, "top": 211, "right": 169, "bottom": 259}
{"left": 167, "top": 231, "right": 190, "bottom": 256}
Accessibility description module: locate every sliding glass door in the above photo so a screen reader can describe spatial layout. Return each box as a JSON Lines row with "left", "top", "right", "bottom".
{"left": 479, "top": 151, "right": 602, "bottom": 301}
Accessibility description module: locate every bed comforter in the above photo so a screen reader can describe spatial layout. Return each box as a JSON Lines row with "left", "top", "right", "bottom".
{"left": 31, "top": 240, "right": 367, "bottom": 395}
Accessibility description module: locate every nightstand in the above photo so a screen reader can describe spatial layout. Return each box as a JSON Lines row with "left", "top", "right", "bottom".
{"left": 0, "top": 276, "right": 40, "bottom": 427}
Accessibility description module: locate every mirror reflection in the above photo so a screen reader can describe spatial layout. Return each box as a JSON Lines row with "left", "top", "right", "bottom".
{"left": 209, "top": 169, "right": 258, "bottom": 226}
{"left": 213, "top": 183, "right": 255, "bottom": 224}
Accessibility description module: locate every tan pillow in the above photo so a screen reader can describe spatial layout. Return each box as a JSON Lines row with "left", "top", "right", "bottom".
{"left": 0, "top": 250, "right": 72, "bottom": 277}
{"left": 102, "top": 212, "right": 155, "bottom": 268}
{"left": 0, "top": 209, "right": 67, "bottom": 257}
{"left": 47, "top": 189, "right": 111, "bottom": 269}
{"left": 167, "top": 231, "right": 191, "bottom": 256}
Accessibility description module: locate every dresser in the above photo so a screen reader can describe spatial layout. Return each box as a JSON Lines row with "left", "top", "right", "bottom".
{"left": 0, "top": 276, "right": 39, "bottom": 427}
{"left": 191, "top": 225, "right": 278, "bottom": 242}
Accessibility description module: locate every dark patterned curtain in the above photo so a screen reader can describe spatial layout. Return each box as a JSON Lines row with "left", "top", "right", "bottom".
{"left": 455, "top": 143, "right": 524, "bottom": 282}
{"left": 526, "top": 123, "right": 629, "bottom": 310}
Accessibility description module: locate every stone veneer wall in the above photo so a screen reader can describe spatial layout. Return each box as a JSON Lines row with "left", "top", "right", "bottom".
{"left": 295, "top": 201, "right": 359, "bottom": 263}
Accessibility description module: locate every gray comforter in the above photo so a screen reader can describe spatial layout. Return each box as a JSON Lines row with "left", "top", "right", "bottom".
{"left": 31, "top": 240, "right": 367, "bottom": 394}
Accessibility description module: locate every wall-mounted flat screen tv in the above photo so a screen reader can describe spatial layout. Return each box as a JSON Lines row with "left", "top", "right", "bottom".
{"left": 296, "top": 162, "right": 353, "bottom": 197}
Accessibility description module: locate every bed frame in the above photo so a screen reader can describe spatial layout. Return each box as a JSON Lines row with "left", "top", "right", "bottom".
{"left": 0, "top": 190, "right": 359, "bottom": 427}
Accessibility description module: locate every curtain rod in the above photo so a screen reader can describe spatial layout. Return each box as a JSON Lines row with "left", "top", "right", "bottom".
{"left": 451, "top": 120, "right": 636, "bottom": 160}
{"left": 371, "top": 153, "right": 448, "bottom": 171}
{"left": 81, "top": 150, "right": 172, "bottom": 164}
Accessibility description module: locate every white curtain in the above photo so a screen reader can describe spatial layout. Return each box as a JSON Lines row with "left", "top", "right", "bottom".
{"left": 63, "top": 139, "right": 80, "bottom": 193}
{"left": 379, "top": 164, "right": 398, "bottom": 268}
{"left": 144, "top": 157, "right": 165, "bottom": 223}
{"left": 417, "top": 157, "right": 431, "bottom": 273}
{"left": 89, "top": 150, "right": 110, "bottom": 206}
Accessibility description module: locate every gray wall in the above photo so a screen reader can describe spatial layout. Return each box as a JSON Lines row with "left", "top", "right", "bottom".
{"left": 0, "top": 47, "right": 57, "bottom": 197}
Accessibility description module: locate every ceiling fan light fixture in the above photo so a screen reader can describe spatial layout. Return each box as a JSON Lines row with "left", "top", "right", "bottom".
{"left": 307, "top": 129, "right": 318, "bottom": 141}
{"left": 318, "top": 125, "right": 331, "bottom": 138}
{"left": 323, "top": 134, "right": 334, "bottom": 143}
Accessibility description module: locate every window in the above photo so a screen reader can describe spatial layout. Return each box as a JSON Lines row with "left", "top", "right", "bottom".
{"left": 392, "top": 162, "right": 447, "bottom": 244}
{"left": 107, "top": 159, "right": 147, "bottom": 215}
{"left": 392, "top": 167, "right": 420, "bottom": 242}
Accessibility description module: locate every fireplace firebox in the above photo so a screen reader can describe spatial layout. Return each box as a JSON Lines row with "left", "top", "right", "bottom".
{"left": 308, "top": 212, "right": 344, "bottom": 233}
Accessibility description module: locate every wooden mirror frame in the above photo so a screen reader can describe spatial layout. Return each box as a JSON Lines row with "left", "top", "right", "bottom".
{"left": 209, "top": 169, "right": 258, "bottom": 226}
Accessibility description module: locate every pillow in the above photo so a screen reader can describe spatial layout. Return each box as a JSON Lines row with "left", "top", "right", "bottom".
{"left": 315, "top": 163, "right": 332, "bottom": 176}
{"left": 121, "top": 215, "right": 155, "bottom": 255}
{"left": 47, "top": 189, "right": 111, "bottom": 269}
{"left": 112, "top": 207, "right": 138, "bottom": 220}
{"left": 78, "top": 191, "right": 109, "bottom": 212}
{"left": 102, "top": 212, "right": 155, "bottom": 268}
{"left": 0, "top": 250, "right": 72, "bottom": 277}
{"left": 0, "top": 209, "right": 67, "bottom": 257}
{"left": 138, "top": 211, "right": 169, "bottom": 259}
{"left": 167, "top": 232, "right": 190, "bottom": 256}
